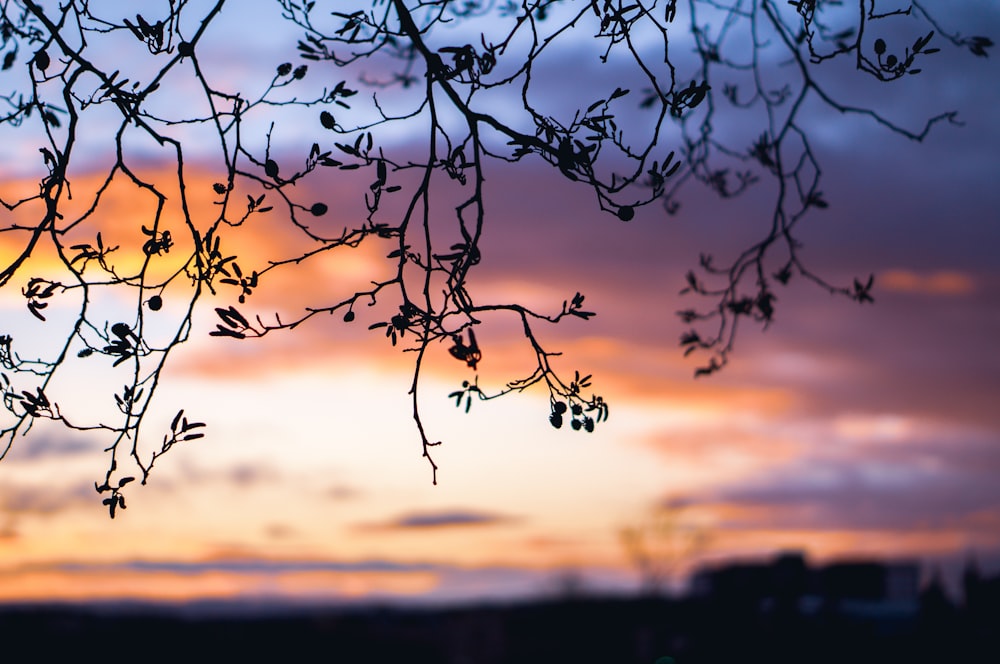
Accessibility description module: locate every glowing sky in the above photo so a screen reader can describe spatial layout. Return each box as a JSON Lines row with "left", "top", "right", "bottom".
{"left": 1, "top": 0, "right": 998, "bottom": 605}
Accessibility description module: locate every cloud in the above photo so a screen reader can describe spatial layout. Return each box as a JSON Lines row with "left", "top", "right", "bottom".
{"left": 360, "top": 509, "right": 517, "bottom": 531}
{"left": 702, "top": 271, "right": 1000, "bottom": 433}
{"left": 263, "top": 523, "right": 296, "bottom": 540}
{"left": 0, "top": 554, "right": 633, "bottom": 606}
{"left": 55, "top": 558, "right": 441, "bottom": 576}
{"left": 0, "top": 556, "right": 445, "bottom": 604}
{"left": 0, "top": 522, "right": 17, "bottom": 540}
{"left": 639, "top": 404, "right": 1000, "bottom": 552}
{"left": 695, "top": 429, "right": 1000, "bottom": 534}
{"left": 7, "top": 434, "right": 92, "bottom": 461}
{"left": 2, "top": 487, "right": 65, "bottom": 515}
{"left": 325, "top": 484, "right": 361, "bottom": 501}
{"left": 880, "top": 269, "right": 976, "bottom": 296}
{"left": 225, "top": 463, "right": 278, "bottom": 488}
{"left": 0, "top": 482, "right": 94, "bottom": 517}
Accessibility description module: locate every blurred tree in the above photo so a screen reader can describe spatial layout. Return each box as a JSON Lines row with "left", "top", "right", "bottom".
{"left": 621, "top": 498, "right": 710, "bottom": 595}
{"left": 0, "top": 1, "right": 991, "bottom": 516}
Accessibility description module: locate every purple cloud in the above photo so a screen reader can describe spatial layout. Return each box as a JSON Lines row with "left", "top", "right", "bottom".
{"left": 9, "top": 434, "right": 91, "bottom": 461}
{"left": 362, "top": 509, "right": 516, "bottom": 531}
{"left": 700, "top": 430, "right": 1000, "bottom": 532}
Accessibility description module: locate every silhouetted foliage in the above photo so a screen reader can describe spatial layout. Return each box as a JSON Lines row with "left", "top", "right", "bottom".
{"left": 0, "top": 1, "right": 990, "bottom": 515}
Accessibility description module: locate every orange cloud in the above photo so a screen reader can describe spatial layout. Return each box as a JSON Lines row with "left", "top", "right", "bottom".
{"left": 0, "top": 560, "right": 439, "bottom": 603}
{"left": 880, "top": 269, "right": 976, "bottom": 296}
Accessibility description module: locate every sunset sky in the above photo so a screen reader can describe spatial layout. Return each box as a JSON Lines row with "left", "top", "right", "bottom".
{"left": 0, "top": 0, "right": 998, "bottom": 606}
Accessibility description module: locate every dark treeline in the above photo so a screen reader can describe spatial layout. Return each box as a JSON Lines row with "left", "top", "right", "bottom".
{"left": 2, "top": 566, "right": 997, "bottom": 664}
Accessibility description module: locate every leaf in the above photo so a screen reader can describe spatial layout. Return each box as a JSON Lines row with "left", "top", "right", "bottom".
{"left": 182, "top": 420, "right": 205, "bottom": 433}
{"left": 807, "top": 192, "right": 828, "bottom": 209}
{"left": 216, "top": 306, "right": 249, "bottom": 328}
{"left": 335, "top": 142, "right": 358, "bottom": 156}
{"left": 111, "top": 322, "right": 132, "bottom": 339}
{"left": 913, "top": 31, "right": 934, "bottom": 53}
{"left": 210, "top": 325, "right": 245, "bottom": 339}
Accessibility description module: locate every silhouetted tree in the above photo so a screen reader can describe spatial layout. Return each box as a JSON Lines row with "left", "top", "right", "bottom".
{"left": 621, "top": 498, "right": 709, "bottom": 595}
{"left": 0, "top": 1, "right": 991, "bottom": 516}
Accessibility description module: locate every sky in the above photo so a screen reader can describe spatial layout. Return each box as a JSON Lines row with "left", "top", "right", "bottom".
{"left": 0, "top": 0, "right": 998, "bottom": 606}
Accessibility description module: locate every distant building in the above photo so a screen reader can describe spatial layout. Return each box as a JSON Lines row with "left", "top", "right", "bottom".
{"left": 691, "top": 551, "right": 920, "bottom": 620}
{"left": 690, "top": 551, "right": 808, "bottom": 602}
{"left": 963, "top": 555, "right": 1000, "bottom": 621}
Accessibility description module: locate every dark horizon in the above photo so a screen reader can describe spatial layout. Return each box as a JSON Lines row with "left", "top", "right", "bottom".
{"left": 2, "top": 549, "right": 997, "bottom": 664}
{"left": 1, "top": 547, "right": 995, "bottom": 614}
